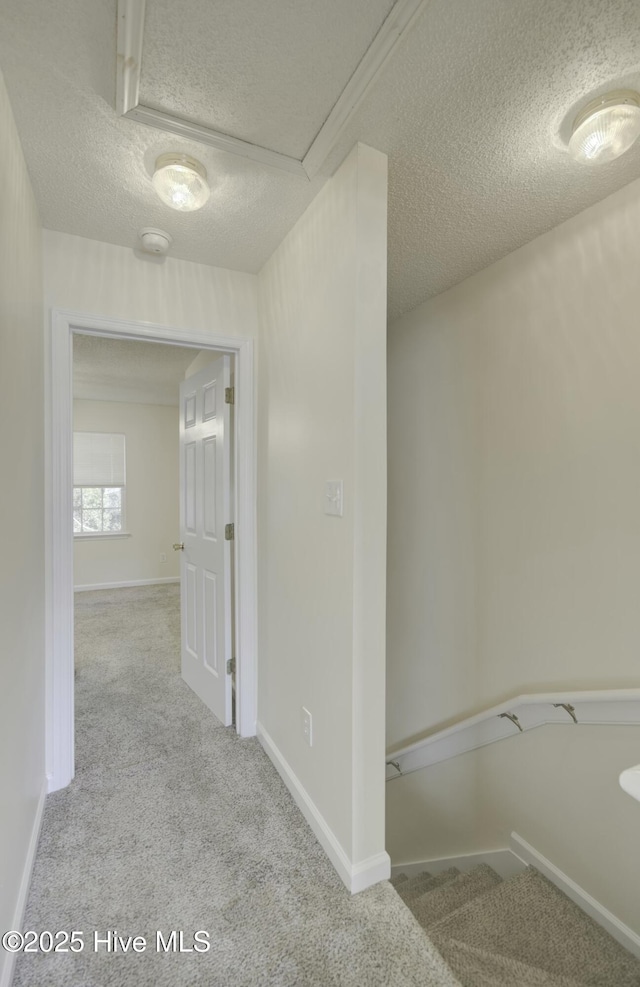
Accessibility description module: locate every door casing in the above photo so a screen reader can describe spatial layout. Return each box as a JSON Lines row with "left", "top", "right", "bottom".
{"left": 46, "top": 309, "right": 257, "bottom": 793}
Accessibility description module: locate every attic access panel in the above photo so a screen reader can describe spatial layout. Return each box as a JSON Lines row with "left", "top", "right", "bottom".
{"left": 138, "top": 0, "right": 395, "bottom": 161}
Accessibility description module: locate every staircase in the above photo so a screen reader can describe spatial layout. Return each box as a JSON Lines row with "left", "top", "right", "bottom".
{"left": 391, "top": 865, "right": 640, "bottom": 986}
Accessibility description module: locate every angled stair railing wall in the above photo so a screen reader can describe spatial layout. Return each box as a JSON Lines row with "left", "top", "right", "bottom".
{"left": 385, "top": 688, "right": 640, "bottom": 783}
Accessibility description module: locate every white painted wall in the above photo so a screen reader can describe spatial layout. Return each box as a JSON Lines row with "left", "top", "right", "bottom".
{"left": 184, "top": 349, "right": 220, "bottom": 378}
{"left": 73, "top": 401, "right": 179, "bottom": 588}
{"left": 0, "top": 68, "right": 45, "bottom": 987}
{"left": 257, "top": 144, "right": 388, "bottom": 891}
{"left": 387, "top": 174, "right": 640, "bottom": 930}
{"left": 43, "top": 230, "right": 259, "bottom": 339}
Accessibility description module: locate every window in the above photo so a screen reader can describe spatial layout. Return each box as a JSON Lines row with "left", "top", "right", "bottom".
{"left": 73, "top": 432, "right": 126, "bottom": 536}
{"left": 73, "top": 486, "right": 123, "bottom": 533}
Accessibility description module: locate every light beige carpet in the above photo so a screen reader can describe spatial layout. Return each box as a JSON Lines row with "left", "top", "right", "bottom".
{"left": 14, "top": 585, "right": 460, "bottom": 987}
{"left": 394, "top": 863, "right": 640, "bottom": 987}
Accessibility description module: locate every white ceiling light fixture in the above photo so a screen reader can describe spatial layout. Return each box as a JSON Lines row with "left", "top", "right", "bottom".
{"left": 569, "top": 90, "right": 640, "bottom": 165}
{"left": 152, "top": 153, "right": 210, "bottom": 211}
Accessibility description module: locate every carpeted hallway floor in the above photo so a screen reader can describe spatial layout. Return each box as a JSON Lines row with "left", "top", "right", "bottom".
{"left": 13, "top": 584, "right": 459, "bottom": 987}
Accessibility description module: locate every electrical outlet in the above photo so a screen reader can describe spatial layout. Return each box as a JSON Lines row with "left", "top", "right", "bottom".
{"left": 160, "top": 552, "right": 167, "bottom": 563}
{"left": 302, "top": 707, "right": 313, "bottom": 747}
{"left": 324, "top": 480, "right": 343, "bottom": 517}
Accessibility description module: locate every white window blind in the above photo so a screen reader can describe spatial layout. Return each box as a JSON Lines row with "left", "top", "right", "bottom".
{"left": 73, "top": 432, "right": 126, "bottom": 487}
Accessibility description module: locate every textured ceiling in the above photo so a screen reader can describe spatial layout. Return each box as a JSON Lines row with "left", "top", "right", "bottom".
{"left": 2, "top": 0, "right": 640, "bottom": 320}
{"left": 140, "top": 0, "right": 395, "bottom": 158}
{"left": 73, "top": 335, "right": 199, "bottom": 405}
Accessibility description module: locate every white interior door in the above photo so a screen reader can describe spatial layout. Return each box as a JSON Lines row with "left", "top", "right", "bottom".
{"left": 178, "top": 355, "right": 233, "bottom": 725}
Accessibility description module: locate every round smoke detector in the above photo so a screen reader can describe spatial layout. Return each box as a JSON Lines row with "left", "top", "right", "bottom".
{"left": 139, "top": 228, "right": 172, "bottom": 255}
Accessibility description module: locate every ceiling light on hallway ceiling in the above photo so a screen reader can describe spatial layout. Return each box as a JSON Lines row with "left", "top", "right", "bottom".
{"left": 568, "top": 90, "right": 640, "bottom": 165}
{"left": 152, "top": 153, "right": 210, "bottom": 211}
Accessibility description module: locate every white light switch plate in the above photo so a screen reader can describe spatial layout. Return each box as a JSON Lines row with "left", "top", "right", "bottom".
{"left": 324, "top": 480, "right": 343, "bottom": 517}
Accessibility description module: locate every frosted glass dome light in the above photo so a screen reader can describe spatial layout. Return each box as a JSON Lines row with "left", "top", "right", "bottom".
{"left": 152, "top": 153, "right": 210, "bottom": 211}
{"left": 569, "top": 91, "right": 640, "bottom": 165}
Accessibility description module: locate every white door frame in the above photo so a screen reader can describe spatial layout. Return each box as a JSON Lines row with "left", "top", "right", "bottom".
{"left": 46, "top": 309, "right": 257, "bottom": 793}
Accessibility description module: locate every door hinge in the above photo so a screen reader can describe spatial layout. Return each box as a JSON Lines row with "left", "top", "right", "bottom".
{"left": 226, "top": 657, "right": 236, "bottom": 676}
{"left": 225, "top": 522, "right": 235, "bottom": 541}
{"left": 225, "top": 387, "right": 235, "bottom": 405}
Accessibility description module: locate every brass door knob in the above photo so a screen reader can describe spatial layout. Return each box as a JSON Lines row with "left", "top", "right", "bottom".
{"left": 172, "top": 543, "right": 184, "bottom": 551}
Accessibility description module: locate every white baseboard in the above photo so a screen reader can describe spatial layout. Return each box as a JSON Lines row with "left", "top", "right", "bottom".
{"left": 257, "top": 723, "right": 390, "bottom": 894}
{"left": 391, "top": 847, "right": 524, "bottom": 882}
{"left": 510, "top": 832, "right": 640, "bottom": 959}
{"left": 74, "top": 577, "right": 179, "bottom": 592}
{"left": 0, "top": 781, "right": 47, "bottom": 987}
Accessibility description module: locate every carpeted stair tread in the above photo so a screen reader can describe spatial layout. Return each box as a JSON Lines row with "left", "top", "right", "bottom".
{"left": 398, "top": 868, "right": 461, "bottom": 904}
{"left": 437, "top": 937, "right": 589, "bottom": 987}
{"left": 395, "top": 870, "right": 431, "bottom": 896}
{"left": 390, "top": 873, "right": 410, "bottom": 888}
{"left": 428, "top": 867, "right": 640, "bottom": 987}
{"left": 411, "top": 864, "right": 503, "bottom": 928}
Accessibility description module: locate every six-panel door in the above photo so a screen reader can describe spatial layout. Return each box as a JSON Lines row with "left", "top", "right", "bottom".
{"left": 178, "top": 356, "right": 232, "bottom": 726}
